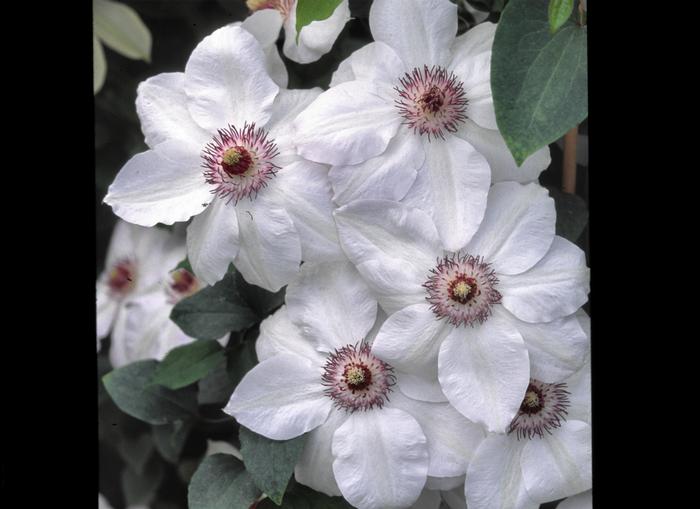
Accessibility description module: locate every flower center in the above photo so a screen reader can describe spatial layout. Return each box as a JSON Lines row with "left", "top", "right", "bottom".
{"left": 107, "top": 259, "right": 136, "bottom": 296}
{"left": 395, "top": 65, "right": 468, "bottom": 140}
{"left": 166, "top": 268, "right": 201, "bottom": 303}
{"left": 424, "top": 253, "right": 501, "bottom": 327}
{"left": 202, "top": 122, "right": 279, "bottom": 204}
{"left": 246, "top": 0, "right": 294, "bottom": 18}
{"left": 508, "top": 380, "right": 571, "bottom": 440}
{"left": 322, "top": 343, "right": 395, "bottom": 412}
{"left": 221, "top": 146, "right": 253, "bottom": 176}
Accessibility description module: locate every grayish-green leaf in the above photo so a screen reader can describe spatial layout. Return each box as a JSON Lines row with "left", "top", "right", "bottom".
{"left": 295, "top": 0, "right": 343, "bottom": 42}
{"left": 122, "top": 457, "right": 165, "bottom": 506}
{"left": 188, "top": 454, "right": 261, "bottom": 509}
{"left": 102, "top": 360, "right": 198, "bottom": 425}
{"left": 257, "top": 482, "right": 354, "bottom": 509}
{"left": 93, "top": 34, "right": 106, "bottom": 94}
{"left": 548, "top": 0, "right": 574, "bottom": 34}
{"left": 170, "top": 273, "right": 258, "bottom": 341}
{"left": 492, "top": 0, "right": 587, "bottom": 165}
{"left": 94, "top": 0, "right": 152, "bottom": 62}
{"left": 153, "top": 420, "right": 192, "bottom": 463}
{"left": 152, "top": 340, "right": 226, "bottom": 389}
{"left": 227, "top": 336, "right": 259, "bottom": 388}
{"left": 547, "top": 187, "right": 588, "bottom": 242}
{"left": 198, "top": 338, "right": 259, "bottom": 406}
{"left": 236, "top": 271, "right": 285, "bottom": 317}
{"left": 239, "top": 427, "right": 308, "bottom": 505}
{"left": 116, "top": 433, "right": 154, "bottom": 474}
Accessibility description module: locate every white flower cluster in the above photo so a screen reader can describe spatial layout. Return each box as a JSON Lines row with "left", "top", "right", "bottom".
{"left": 97, "top": 1, "right": 591, "bottom": 508}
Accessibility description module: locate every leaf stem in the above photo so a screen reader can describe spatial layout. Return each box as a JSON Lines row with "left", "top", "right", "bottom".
{"left": 562, "top": 126, "right": 578, "bottom": 194}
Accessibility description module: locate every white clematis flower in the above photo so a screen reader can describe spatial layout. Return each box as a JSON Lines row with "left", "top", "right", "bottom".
{"left": 465, "top": 312, "right": 591, "bottom": 509}
{"left": 104, "top": 25, "right": 342, "bottom": 292}
{"left": 96, "top": 220, "right": 184, "bottom": 352}
{"left": 334, "top": 182, "right": 590, "bottom": 432}
{"left": 110, "top": 261, "right": 229, "bottom": 368}
{"left": 294, "top": 0, "right": 550, "bottom": 250}
{"left": 245, "top": 0, "right": 351, "bottom": 64}
{"left": 225, "top": 262, "right": 484, "bottom": 509}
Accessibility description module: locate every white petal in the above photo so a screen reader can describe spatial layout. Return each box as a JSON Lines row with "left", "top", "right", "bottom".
{"left": 184, "top": 25, "right": 279, "bottom": 131}
{"left": 557, "top": 490, "right": 592, "bottom": 509}
{"left": 565, "top": 319, "right": 591, "bottom": 424}
{"left": 104, "top": 141, "right": 212, "bottom": 227}
{"left": 390, "top": 391, "right": 485, "bottom": 478}
{"left": 505, "top": 308, "right": 589, "bottom": 383}
{"left": 500, "top": 237, "right": 590, "bottom": 323}
{"left": 96, "top": 283, "right": 118, "bottom": 341}
{"left": 520, "top": 421, "right": 592, "bottom": 503}
{"left": 270, "top": 158, "right": 344, "bottom": 262}
{"left": 451, "top": 21, "right": 495, "bottom": 57}
{"left": 103, "top": 219, "right": 140, "bottom": 267}
{"left": 438, "top": 313, "right": 529, "bottom": 432}
{"left": 256, "top": 306, "right": 324, "bottom": 363}
{"left": 282, "top": 0, "right": 351, "bottom": 64}
{"left": 233, "top": 193, "right": 302, "bottom": 292}
{"left": 465, "top": 182, "right": 555, "bottom": 275}
{"left": 332, "top": 408, "right": 429, "bottom": 509}
{"left": 329, "top": 55, "right": 356, "bottom": 87}
{"left": 225, "top": 353, "right": 331, "bottom": 440}
{"left": 240, "top": 9, "right": 282, "bottom": 46}
{"left": 295, "top": 409, "right": 346, "bottom": 497}
{"left": 397, "top": 372, "right": 447, "bottom": 403}
{"left": 401, "top": 135, "right": 490, "bottom": 251}
{"left": 453, "top": 52, "right": 496, "bottom": 130}
{"left": 294, "top": 80, "right": 400, "bottom": 166}
{"left": 135, "top": 72, "right": 210, "bottom": 149}
{"left": 187, "top": 198, "right": 241, "bottom": 286}
{"left": 330, "top": 128, "right": 424, "bottom": 205}
{"left": 94, "top": 36, "right": 106, "bottom": 94}
{"left": 334, "top": 200, "right": 440, "bottom": 315}
{"left": 457, "top": 120, "right": 551, "bottom": 184}
{"left": 347, "top": 40, "right": 407, "bottom": 82}
{"left": 286, "top": 262, "right": 377, "bottom": 352}
{"left": 372, "top": 303, "right": 448, "bottom": 385}
{"left": 108, "top": 304, "right": 132, "bottom": 368}
{"left": 132, "top": 225, "right": 186, "bottom": 293}
{"left": 239, "top": 10, "right": 288, "bottom": 88}
{"left": 369, "top": 0, "right": 456, "bottom": 68}
{"left": 268, "top": 88, "right": 323, "bottom": 148}
{"left": 466, "top": 435, "right": 538, "bottom": 509}
{"left": 410, "top": 489, "right": 441, "bottom": 509}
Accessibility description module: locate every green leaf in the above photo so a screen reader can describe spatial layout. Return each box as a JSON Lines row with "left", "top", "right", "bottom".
{"left": 122, "top": 457, "right": 165, "bottom": 506}
{"left": 152, "top": 340, "right": 226, "bottom": 390}
{"left": 227, "top": 334, "right": 259, "bottom": 388}
{"left": 173, "top": 257, "right": 193, "bottom": 273}
{"left": 257, "top": 482, "right": 354, "bottom": 509}
{"left": 239, "top": 427, "right": 308, "bottom": 505}
{"left": 103, "top": 360, "right": 198, "bottom": 425}
{"left": 116, "top": 433, "right": 154, "bottom": 474}
{"left": 548, "top": 0, "right": 574, "bottom": 34}
{"left": 93, "top": 34, "right": 106, "bottom": 94}
{"left": 468, "top": 0, "right": 506, "bottom": 12}
{"left": 295, "top": 0, "right": 343, "bottom": 42}
{"left": 94, "top": 0, "right": 152, "bottom": 62}
{"left": 492, "top": 0, "right": 587, "bottom": 165}
{"left": 198, "top": 337, "right": 259, "bottom": 406}
{"left": 236, "top": 271, "right": 285, "bottom": 317}
{"left": 170, "top": 272, "right": 258, "bottom": 341}
{"left": 188, "top": 454, "right": 261, "bottom": 509}
{"left": 547, "top": 187, "right": 588, "bottom": 242}
{"left": 152, "top": 420, "right": 192, "bottom": 463}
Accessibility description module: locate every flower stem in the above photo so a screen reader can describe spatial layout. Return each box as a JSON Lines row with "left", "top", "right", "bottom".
{"left": 562, "top": 126, "right": 578, "bottom": 194}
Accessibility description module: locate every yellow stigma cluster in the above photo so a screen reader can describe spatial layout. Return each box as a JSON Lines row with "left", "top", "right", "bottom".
{"left": 346, "top": 367, "right": 366, "bottom": 386}
{"left": 524, "top": 391, "right": 540, "bottom": 408}
{"left": 453, "top": 281, "right": 472, "bottom": 300}
{"left": 223, "top": 148, "right": 243, "bottom": 166}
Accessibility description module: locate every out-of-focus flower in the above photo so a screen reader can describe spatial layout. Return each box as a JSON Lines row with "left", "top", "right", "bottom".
{"left": 96, "top": 220, "right": 184, "bottom": 352}
{"left": 226, "top": 262, "right": 483, "bottom": 509}
{"left": 335, "top": 182, "right": 590, "bottom": 432}
{"left": 93, "top": 0, "right": 151, "bottom": 94}
{"left": 104, "top": 25, "right": 342, "bottom": 292}
{"left": 246, "top": 0, "right": 351, "bottom": 64}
